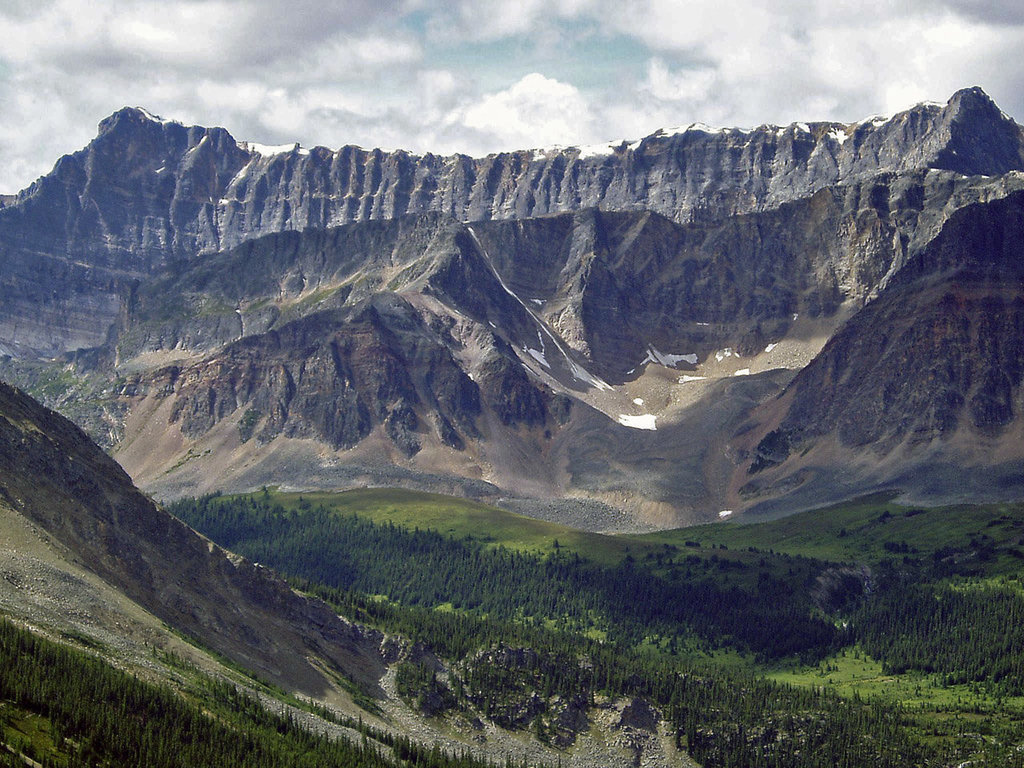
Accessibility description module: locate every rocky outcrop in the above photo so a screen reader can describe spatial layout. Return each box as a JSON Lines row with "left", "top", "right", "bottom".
{"left": 113, "top": 215, "right": 569, "bottom": 455}
{"left": 163, "top": 296, "right": 489, "bottom": 454}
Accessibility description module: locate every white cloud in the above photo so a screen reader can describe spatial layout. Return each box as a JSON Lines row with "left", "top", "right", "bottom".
{"left": 584, "top": 1, "right": 1024, "bottom": 133}
{"left": 2, "top": 0, "right": 1024, "bottom": 193}
{"left": 455, "top": 73, "right": 596, "bottom": 150}
{"left": 436, "top": 0, "right": 598, "bottom": 41}
{"left": 295, "top": 33, "right": 423, "bottom": 83}
{"left": 107, "top": 3, "right": 243, "bottom": 66}
{"left": 643, "top": 60, "right": 717, "bottom": 103}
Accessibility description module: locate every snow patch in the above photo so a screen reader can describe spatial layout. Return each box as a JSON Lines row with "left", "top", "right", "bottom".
{"left": 244, "top": 141, "right": 308, "bottom": 157}
{"left": 532, "top": 146, "right": 566, "bottom": 161}
{"left": 662, "top": 122, "right": 730, "bottom": 136}
{"left": 719, "top": 510, "right": 733, "bottom": 519}
{"left": 137, "top": 107, "right": 176, "bottom": 125}
{"left": 795, "top": 122, "right": 810, "bottom": 133}
{"left": 714, "top": 348, "right": 737, "bottom": 362}
{"left": 618, "top": 413, "right": 657, "bottom": 430}
{"left": 525, "top": 347, "right": 550, "bottom": 368}
{"left": 679, "top": 375, "right": 706, "bottom": 383}
{"left": 186, "top": 135, "right": 209, "bottom": 154}
{"left": 792, "top": 313, "right": 799, "bottom": 321}
{"left": 577, "top": 141, "right": 620, "bottom": 159}
{"left": 764, "top": 343, "right": 777, "bottom": 353}
{"left": 642, "top": 347, "right": 698, "bottom": 368}
{"left": 827, "top": 128, "right": 848, "bottom": 146}
{"left": 733, "top": 368, "right": 751, "bottom": 376}
{"left": 530, "top": 298, "right": 543, "bottom": 306}
{"left": 632, "top": 398, "right": 644, "bottom": 406}
{"left": 230, "top": 161, "right": 253, "bottom": 185}
{"left": 571, "top": 361, "right": 613, "bottom": 391}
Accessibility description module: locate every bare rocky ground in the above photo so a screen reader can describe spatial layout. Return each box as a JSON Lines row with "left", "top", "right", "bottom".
{"left": 0, "top": 500, "right": 179, "bottom": 672}
{"left": 376, "top": 664, "right": 697, "bottom": 768}
{"left": 496, "top": 496, "right": 658, "bottom": 534}
{"left": 0, "top": 497, "right": 393, "bottom": 750}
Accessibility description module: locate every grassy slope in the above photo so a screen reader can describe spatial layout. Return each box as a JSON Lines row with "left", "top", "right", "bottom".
{"left": 270, "top": 489, "right": 635, "bottom": 564}
{"left": 270, "top": 488, "right": 812, "bottom": 599}
{"left": 635, "top": 493, "right": 1024, "bottom": 576}
{"left": 265, "top": 488, "right": 1024, "bottom": 685}
{"left": 276, "top": 489, "right": 1024, "bottom": 575}
{"left": 203, "top": 487, "right": 1024, "bottom": 765}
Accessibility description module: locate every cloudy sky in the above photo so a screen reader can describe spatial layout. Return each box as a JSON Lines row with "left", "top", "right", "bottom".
{"left": 2, "top": 0, "right": 1023, "bottom": 193}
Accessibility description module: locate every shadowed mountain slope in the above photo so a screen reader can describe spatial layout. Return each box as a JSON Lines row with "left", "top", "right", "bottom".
{"left": 0, "top": 380, "right": 385, "bottom": 696}
{"left": 739, "top": 190, "right": 1024, "bottom": 512}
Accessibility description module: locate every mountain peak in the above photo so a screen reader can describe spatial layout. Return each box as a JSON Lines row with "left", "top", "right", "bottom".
{"left": 98, "top": 106, "right": 182, "bottom": 136}
{"left": 131, "top": 106, "right": 178, "bottom": 125}
{"left": 931, "top": 86, "right": 1024, "bottom": 175}
{"left": 946, "top": 85, "right": 1003, "bottom": 114}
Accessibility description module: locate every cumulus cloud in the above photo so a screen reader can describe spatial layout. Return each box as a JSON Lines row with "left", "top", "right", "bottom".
{"left": 2, "top": 0, "right": 1024, "bottom": 192}
{"left": 454, "top": 73, "right": 595, "bottom": 150}
{"left": 643, "top": 60, "right": 717, "bottom": 104}
{"left": 429, "top": 0, "right": 598, "bottom": 42}
{"left": 609, "top": 1, "right": 1024, "bottom": 123}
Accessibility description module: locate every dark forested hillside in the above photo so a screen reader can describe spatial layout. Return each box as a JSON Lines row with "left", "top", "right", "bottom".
{"left": 169, "top": 493, "right": 838, "bottom": 660}
{"left": 0, "top": 618, "right": 502, "bottom": 768}
{"left": 168, "top": 492, "right": 1024, "bottom": 767}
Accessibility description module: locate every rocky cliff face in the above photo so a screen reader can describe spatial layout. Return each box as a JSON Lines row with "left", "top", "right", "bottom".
{"left": 2, "top": 87, "right": 1021, "bottom": 359}
{"left": 739, "top": 190, "right": 1024, "bottom": 510}
{"left": 3, "top": 87, "right": 1024, "bottom": 525}
{"left": 10, "top": 88, "right": 1022, "bottom": 255}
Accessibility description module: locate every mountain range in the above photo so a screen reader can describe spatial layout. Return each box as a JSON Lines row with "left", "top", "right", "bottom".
{"left": 2, "top": 86, "right": 1023, "bottom": 528}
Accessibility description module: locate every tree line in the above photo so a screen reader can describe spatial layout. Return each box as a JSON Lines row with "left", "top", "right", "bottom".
{"left": 168, "top": 494, "right": 839, "bottom": 661}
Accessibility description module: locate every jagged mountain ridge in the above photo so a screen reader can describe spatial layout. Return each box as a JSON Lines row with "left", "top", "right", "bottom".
{"left": 2, "top": 86, "right": 1021, "bottom": 360}
{"left": 3, "top": 87, "right": 1024, "bottom": 525}
{"left": 13, "top": 86, "right": 1023, "bottom": 252}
